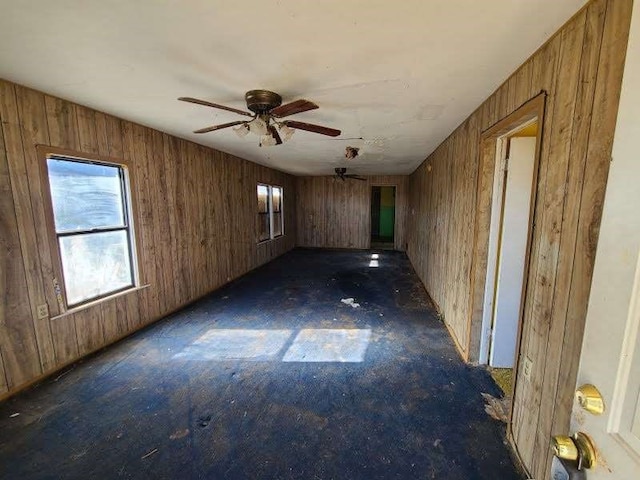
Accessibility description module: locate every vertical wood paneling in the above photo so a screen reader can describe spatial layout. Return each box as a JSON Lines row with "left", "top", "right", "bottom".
{"left": 174, "top": 140, "right": 192, "bottom": 302}
{"left": 531, "top": 2, "right": 608, "bottom": 474}
{"left": 105, "top": 115, "right": 124, "bottom": 159}
{"left": 0, "top": 82, "right": 45, "bottom": 384}
{"left": 74, "top": 304, "right": 104, "bottom": 355}
{"left": 0, "top": 350, "right": 7, "bottom": 395}
{"left": 125, "top": 293, "right": 140, "bottom": 332}
{"left": 113, "top": 294, "right": 130, "bottom": 338}
{"left": 100, "top": 300, "right": 119, "bottom": 346}
{"left": 295, "top": 175, "right": 408, "bottom": 251}
{"left": 0, "top": 78, "right": 296, "bottom": 401}
{"left": 94, "top": 112, "right": 110, "bottom": 156}
{"left": 406, "top": 1, "right": 631, "bottom": 478}
{"left": 44, "top": 96, "right": 80, "bottom": 150}
{"left": 0, "top": 103, "right": 35, "bottom": 391}
{"left": 75, "top": 105, "right": 99, "bottom": 155}
{"left": 14, "top": 86, "right": 57, "bottom": 371}
{"left": 515, "top": 12, "right": 587, "bottom": 467}
{"left": 162, "top": 133, "right": 183, "bottom": 304}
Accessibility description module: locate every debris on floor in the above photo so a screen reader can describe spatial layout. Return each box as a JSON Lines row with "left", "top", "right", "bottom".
{"left": 54, "top": 367, "right": 74, "bottom": 382}
{"left": 198, "top": 415, "right": 212, "bottom": 427}
{"left": 9, "top": 413, "right": 19, "bottom": 418}
{"left": 169, "top": 429, "right": 189, "bottom": 440}
{"left": 141, "top": 448, "right": 158, "bottom": 459}
{"left": 481, "top": 392, "right": 510, "bottom": 423}
{"left": 340, "top": 297, "right": 360, "bottom": 308}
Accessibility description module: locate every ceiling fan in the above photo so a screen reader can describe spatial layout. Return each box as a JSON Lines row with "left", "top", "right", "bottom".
{"left": 334, "top": 168, "right": 366, "bottom": 182}
{"left": 178, "top": 90, "right": 341, "bottom": 146}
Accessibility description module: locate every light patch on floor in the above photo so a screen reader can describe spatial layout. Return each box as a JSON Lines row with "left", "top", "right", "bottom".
{"left": 340, "top": 298, "right": 360, "bottom": 308}
{"left": 282, "top": 329, "right": 371, "bottom": 363}
{"left": 174, "top": 329, "right": 292, "bottom": 361}
{"left": 490, "top": 368, "right": 513, "bottom": 396}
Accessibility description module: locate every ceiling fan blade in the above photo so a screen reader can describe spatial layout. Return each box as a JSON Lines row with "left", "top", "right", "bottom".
{"left": 178, "top": 97, "right": 253, "bottom": 118}
{"left": 193, "top": 121, "right": 245, "bottom": 134}
{"left": 284, "top": 120, "right": 341, "bottom": 137}
{"left": 346, "top": 175, "right": 367, "bottom": 181}
{"left": 270, "top": 99, "right": 319, "bottom": 118}
{"left": 268, "top": 125, "right": 283, "bottom": 145}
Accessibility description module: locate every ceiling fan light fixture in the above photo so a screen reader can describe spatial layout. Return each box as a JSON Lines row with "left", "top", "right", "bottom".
{"left": 248, "top": 117, "right": 268, "bottom": 136}
{"left": 260, "top": 133, "right": 277, "bottom": 147}
{"left": 179, "top": 91, "right": 341, "bottom": 145}
{"left": 233, "top": 123, "right": 250, "bottom": 138}
{"left": 278, "top": 123, "right": 295, "bottom": 142}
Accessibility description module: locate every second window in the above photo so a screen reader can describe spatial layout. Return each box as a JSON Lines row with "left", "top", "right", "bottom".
{"left": 257, "top": 184, "right": 284, "bottom": 242}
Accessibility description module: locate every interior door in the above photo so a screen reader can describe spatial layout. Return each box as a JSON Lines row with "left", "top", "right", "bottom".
{"left": 490, "top": 137, "right": 535, "bottom": 367}
{"left": 568, "top": 6, "right": 639, "bottom": 477}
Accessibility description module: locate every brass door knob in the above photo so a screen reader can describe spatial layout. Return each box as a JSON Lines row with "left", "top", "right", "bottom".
{"left": 551, "top": 432, "right": 597, "bottom": 470}
{"left": 576, "top": 384, "right": 605, "bottom": 415}
{"left": 552, "top": 435, "right": 579, "bottom": 461}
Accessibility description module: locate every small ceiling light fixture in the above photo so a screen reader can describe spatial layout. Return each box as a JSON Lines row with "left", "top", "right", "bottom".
{"left": 345, "top": 146, "right": 360, "bottom": 159}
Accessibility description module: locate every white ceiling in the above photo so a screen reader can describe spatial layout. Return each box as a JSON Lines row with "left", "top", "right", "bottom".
{"left": 0, "top": 0, "right": 586, "bottom": 175}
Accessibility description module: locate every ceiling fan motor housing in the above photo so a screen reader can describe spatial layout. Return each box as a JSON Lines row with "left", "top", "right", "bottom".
{"left": 245, "top": 90, "right": 282, "bottom": 114}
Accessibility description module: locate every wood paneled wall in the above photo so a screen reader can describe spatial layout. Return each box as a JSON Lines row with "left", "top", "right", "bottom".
{"left": 406, "top": 1, "right": 631, "bottom": 478}
{"left": 296, "top": 175, "right": 408, "bottom": 251}
{"left": 0, "top": 79, "right": 296, "bottom": 399}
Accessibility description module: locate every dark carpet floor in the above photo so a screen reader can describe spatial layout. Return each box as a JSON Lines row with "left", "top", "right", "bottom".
{"left": 0, "top": 249, "right": 524, "bottom": 480}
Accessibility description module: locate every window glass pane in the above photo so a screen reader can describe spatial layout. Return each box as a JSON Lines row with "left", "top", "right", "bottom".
{"left": 272, "top": 187, "right": 283, "bottom": 237}
{"left": 47, "top": 158, "right": 125, "bottom": 232}
{"left": 59, "top": 230, "right": 133, "bottom": 305}
{"left": 273, "top": 212, "right": 283, "bottom": 237}
{"left": 257, "top": 185, "right": 270, "bottom": 241}
{"left": 258, "top": 214, "right": 270, "bottom": 242}
{"left": 257, "top": 185, "right": 269, "bottom": 213}
{"left": 272, "top": 187, "right": 282, "bottom": 213}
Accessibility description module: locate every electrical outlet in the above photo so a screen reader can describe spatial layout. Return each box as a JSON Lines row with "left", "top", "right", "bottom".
{"left": 523, "top": 356, "right": 533, "bottom": 381}
{"left": 36, "top": 304, "right": 49, "bottom": 320}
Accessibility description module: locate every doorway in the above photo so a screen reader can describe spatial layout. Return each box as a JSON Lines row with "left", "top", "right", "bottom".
{"left": 370, "top": 186, "right": 396, "bottom": 249}
{"left": 481, "top": 122, "right": 538, "bottom": 369}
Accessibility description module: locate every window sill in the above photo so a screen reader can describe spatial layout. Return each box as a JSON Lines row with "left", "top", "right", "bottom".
{"left": 51, "top": 284, "right": 150, "bottom": 321}
{"left": 257, "top": 235, "right": 284, "bottom": 245}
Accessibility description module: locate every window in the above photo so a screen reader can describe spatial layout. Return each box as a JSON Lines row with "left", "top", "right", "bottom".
{"left": 257, "top": 184, "right": 284, "bottom": 242}
{"left": 45, "top": 155, "right": 137, "bottom": 307}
